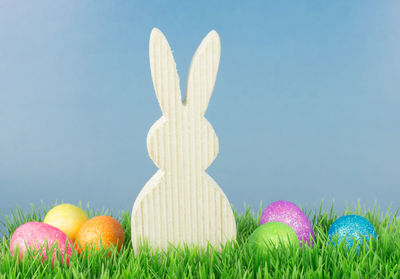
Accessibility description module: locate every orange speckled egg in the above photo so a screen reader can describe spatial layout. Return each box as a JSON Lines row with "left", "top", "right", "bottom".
{"left": 75, "top": 216, "right": 124, "bottom": 254}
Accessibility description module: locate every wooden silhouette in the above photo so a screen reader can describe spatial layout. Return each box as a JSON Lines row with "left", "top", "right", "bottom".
{"left": 131, "top": 28, "right": 236, "bottom": 253}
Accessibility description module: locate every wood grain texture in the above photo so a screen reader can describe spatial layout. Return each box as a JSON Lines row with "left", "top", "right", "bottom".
{"left": 131, "top": 28, "right": 236, "bottom": 253}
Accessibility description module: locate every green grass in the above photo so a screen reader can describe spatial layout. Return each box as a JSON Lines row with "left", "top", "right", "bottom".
{"left": 1, "top": 200, "right": 399, "bottom": 278}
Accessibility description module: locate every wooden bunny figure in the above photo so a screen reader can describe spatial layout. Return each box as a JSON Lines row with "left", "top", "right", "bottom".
{"left": 131, "top": 28, "right": 237, "bottom": 253}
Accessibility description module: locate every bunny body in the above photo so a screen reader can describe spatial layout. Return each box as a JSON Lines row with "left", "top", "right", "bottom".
{"left": 131, "top": 28, "right": 236, "bottom": 253}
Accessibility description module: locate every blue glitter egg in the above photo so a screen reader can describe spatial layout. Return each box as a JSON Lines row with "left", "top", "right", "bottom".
{"left": 328, "top": 215, "right": 377, "bottom": 254}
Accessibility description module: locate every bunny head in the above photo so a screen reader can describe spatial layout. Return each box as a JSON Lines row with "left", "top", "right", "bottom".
{"left": 147, "top": 28, "right": 221, "bottom": 172}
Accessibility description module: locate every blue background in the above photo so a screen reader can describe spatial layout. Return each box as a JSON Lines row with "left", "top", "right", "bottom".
{"left": 1, "top": 1, "right": 399, "bottom": 234}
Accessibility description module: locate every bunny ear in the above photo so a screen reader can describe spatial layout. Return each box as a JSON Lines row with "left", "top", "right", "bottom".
{"left": 184, "top": 30, "right": 221, "bottom": 116}
{"left": 149, "top": 28, "right": 182, "bottom": 116}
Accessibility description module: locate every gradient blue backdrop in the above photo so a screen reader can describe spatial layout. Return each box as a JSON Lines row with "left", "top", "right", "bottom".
{"left": 1, "top": 1, "right": 399, "bottom": 234}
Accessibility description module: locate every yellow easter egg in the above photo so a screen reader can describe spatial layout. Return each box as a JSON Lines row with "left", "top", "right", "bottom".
{"left": 44, "top": 203, "right": 89, "bottom": 241}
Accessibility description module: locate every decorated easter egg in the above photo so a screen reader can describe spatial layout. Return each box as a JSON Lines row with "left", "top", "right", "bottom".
{"left": 75, "top": 216, "right": 124, "bottom": 254}
{"left": 44, "top": 203, "right": 89, "bottom": 241}
{"left": 260, "top": 200, "right": 314, "bottom": 247}
{"left": 247, "top": 222, "right": 298, "bottom": 254}
{"left": 10, "top": 222, "right": 73, "bottom": 265}
{"left": 328, "top": 215, "right": 377, "bottom": 253}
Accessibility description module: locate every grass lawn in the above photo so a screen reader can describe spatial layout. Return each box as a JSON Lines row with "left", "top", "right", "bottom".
{"left": 1, "top": 200, "right": 399, "bottom": 278}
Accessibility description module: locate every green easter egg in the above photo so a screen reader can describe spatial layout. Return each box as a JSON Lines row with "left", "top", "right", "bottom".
{"left": 247, "top": 222, "right": 299, "bottom": 253}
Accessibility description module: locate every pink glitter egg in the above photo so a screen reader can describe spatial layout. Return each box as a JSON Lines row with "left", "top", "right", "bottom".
{"left": 10, "top": 222, "right": 74, "bottom": 265}
{"left": 260, "top": 200, "right": 314, "bottom": 247}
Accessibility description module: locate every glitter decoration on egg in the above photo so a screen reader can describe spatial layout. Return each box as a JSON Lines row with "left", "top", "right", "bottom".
{"left": 10, "top": 222, "right": 74, "bottom": 265}
{"left": 247, "top": 222, "right": 299, "bottom": 254}
{"left": 260, "top": 200, "right": 315, "bottom": 247}
{"left": 328, "top": 215, "right": 377, "bottom": 254}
